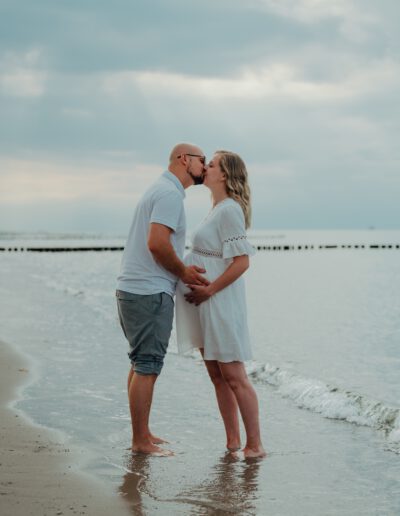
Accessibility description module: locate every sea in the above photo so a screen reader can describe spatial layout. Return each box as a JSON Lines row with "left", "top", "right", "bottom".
{"left": 0, "top": 229, "right": 399, "bottom": 515}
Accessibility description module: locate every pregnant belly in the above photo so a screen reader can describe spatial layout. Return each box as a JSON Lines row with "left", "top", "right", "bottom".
{"left": 182, "top": 252, "right": 227, "bottom": 284}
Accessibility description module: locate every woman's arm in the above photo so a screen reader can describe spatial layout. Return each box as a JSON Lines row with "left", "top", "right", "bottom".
{"left": 184, "top": 255, "right": 249, "bottom": 305}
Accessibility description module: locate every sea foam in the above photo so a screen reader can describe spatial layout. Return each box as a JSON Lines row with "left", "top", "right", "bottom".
{"left": 246, "top": 361, "right": 400, "bottom": 445}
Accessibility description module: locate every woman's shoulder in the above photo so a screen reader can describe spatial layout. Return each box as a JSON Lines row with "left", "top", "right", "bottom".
{"left": 216, "top": 198, "right": 241, "bottom": 213}
{"left": 216, "top": 198, "right": 244, "bottom": 220}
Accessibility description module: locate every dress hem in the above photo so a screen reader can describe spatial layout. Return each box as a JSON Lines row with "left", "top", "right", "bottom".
{"left": 178, "top": 346, "right": 252, "bottom": 363}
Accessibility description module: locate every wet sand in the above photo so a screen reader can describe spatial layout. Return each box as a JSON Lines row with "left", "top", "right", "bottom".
{"left": 0, "top": 340, "right": 129, "bottom": 516}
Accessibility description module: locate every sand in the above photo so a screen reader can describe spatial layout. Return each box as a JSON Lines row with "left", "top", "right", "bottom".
{"left": 0, "top": 340, "right": 130, "bottom": 516}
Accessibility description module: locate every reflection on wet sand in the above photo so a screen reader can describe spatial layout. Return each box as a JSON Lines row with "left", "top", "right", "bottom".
{"left": 118, "top": 454, "right": 150, "bottom": 515}
{"left": 175, "top": 453, "right": 261, "bottom": 514}
{"left": 119, "top": 452, "right": 262, "bottom": 515}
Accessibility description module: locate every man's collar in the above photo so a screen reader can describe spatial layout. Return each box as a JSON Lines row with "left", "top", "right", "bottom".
{"left": 162, "top": 170, "right": 185, "bottom": 197}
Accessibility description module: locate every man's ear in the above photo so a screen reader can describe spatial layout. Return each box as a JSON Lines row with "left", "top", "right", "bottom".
{"left": 178, "top": 154, "right": 188, "bottom": 165}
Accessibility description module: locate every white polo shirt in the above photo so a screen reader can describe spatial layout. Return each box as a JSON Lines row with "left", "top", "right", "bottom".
{"left": 117, "top": 171, "right": 186, "bottom": 297}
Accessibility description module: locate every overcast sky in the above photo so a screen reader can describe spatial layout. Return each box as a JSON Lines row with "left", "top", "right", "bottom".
{"left": 1, "top": 0, "right": 399, "bottom": 234}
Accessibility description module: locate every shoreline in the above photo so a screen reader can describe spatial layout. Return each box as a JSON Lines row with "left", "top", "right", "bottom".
{"left": 0, "top": 339, "right": 130, "bottom": 516}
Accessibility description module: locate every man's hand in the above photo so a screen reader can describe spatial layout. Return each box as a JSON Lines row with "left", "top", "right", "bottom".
{"left": 184, "top": 284, "right": 214, "bottom": 305}
{"left": 147, "top": 224, "right": 209, "bottom": 286}
{"left": 181, "top": 265, "right": 209, "bottom": 286}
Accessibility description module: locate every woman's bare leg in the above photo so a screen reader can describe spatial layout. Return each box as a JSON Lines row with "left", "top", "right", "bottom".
{"left": 200, "top": 350, "right": 241, "bottom": 450}
{"left": 218, "top": 361, "right": 266, "bottom": 458}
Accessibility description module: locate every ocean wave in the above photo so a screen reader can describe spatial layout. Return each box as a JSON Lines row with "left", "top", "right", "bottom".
{"left": 246, "top": 361, "right": 400, "bottom": 446}
{"left": 166, "top": 346, "right": 400, "bottom": 449}
{"left": 30, "top": 274, "right": 117, "bottom": 322}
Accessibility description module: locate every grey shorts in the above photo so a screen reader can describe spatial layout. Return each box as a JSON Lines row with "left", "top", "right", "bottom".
{"left": 116, "top": 290, "right": 174, "bottom": 375}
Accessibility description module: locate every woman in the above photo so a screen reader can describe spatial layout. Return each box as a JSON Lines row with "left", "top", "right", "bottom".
{"left": 176, "top": 150, "right": 266, "bottom": 458}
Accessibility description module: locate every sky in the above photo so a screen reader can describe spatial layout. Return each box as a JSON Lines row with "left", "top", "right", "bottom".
{"left": 0, "top": 0, "right": 399, "bottom": 234}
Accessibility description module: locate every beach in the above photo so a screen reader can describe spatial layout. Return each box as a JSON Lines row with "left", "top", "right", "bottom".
{"left": 0, "top": 340, "right": 131, "bottom": 516}
{"left": 0, "top": 340, "right": 130, "bottom": 516}
{"left": 1, "top": 231, "right": 400, "bottom": 515}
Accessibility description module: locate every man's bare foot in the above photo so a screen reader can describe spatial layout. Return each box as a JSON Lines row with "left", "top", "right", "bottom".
{"left": 243, "top": 446, "right": 267, "bottom": 459}
{"left": 132, "top": 442, "right": 174, "bottom": 456}
{"left": 149, "top": 434, "right": 169, "bottom": 445}
{"left": 226, "top": 441, "right": 241, "bottom": 452}
{"left": 127, "top": 434, "right": 169, "bottom": 450}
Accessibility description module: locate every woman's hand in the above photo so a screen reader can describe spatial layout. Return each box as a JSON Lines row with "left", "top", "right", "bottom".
{"left": 184, "top": 255, "right": 250, "bottom": 305}
{"left": 184, "top": 284, "right": 215, "bottom": 305}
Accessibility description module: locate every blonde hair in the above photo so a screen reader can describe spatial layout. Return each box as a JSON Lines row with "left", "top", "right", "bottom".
{"left": 216, "top": 150, "right": 252, "bottom": 229}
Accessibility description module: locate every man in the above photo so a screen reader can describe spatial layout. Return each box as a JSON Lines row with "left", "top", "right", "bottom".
{"left": 116, "top": 143, "right": 208, "bottom": 455}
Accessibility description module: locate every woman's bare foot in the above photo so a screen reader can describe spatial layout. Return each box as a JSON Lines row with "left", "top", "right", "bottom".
{"left": 132, "top": 442, "right": 173, "bottom": 456}
{"left": 243, "top": 446, "right": 267, "bottom": 459}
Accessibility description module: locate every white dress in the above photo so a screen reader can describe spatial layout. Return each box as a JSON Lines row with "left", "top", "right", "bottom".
{"left": 175, "top": 198, "right": 255, "bottom": 362}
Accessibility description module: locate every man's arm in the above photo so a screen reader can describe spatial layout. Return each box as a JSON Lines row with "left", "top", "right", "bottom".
{"left": 147, "top": 223, "right": 209, "bottom": 286}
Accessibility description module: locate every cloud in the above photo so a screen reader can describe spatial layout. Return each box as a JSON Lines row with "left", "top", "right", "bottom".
{"left": 0, "top": 157, "right": 160, "bottom": 203}
{"left": 0, "top": 48, "right": 46, "bottom": 97}
{"left": 101, "top": 57, "right": 399, "bottom": 104}
{"left": 0, "top": 0, "right": 399, "bottom": 231}
{"left": 0, "top": 155, "right": 215, "bottom": 233}
{"left": 250, "top": 0, "right": 358, "bottom": 22}
{"left": 247, "top": 0, "right": 380, "bottom": 39}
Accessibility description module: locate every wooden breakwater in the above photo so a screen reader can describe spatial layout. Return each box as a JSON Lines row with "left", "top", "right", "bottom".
{"left": 0, "top": 244, "right": 399, "bottom": 252}
{"left": 254, "top": 244, "right": 400, "bottom": 251}
{"left": 0, "top": 246, "right": 125, "bottom": 252}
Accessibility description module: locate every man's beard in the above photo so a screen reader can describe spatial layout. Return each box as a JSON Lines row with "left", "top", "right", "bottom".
{"left": 189, "top": 172, "right": 204, "bottom": 185}
{"left": 187, "top": 169, "right": 204, "bottom": 185}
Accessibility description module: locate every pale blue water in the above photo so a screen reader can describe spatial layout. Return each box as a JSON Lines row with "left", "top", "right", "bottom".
{"left": 0, "top": 230, "right": 399, "bottom": 515}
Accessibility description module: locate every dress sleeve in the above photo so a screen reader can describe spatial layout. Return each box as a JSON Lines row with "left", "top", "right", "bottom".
{"left": 217, "top": 203, "right": 256, "bottom": 259}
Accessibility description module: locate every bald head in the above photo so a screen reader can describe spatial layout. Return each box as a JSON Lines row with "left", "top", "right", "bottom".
{"left": 168, "top": 142, "right": 205, "bottom": 188}
{"left": 169, "top": 142, "right": 203, "bottom": 164}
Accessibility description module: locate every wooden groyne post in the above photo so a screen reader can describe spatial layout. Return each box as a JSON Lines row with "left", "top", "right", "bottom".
{"left": 0, "top": 244, "right": 399, "bottom": 252}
